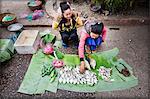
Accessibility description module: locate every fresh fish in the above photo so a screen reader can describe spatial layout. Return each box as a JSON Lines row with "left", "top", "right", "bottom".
{"left": 62, "top": 79, "right": 66, "bottom": 84}
{"left": 90, "top": 58, "right": 96, "bottom": 69}
{"left": 66, "top": 78, "right": 70, "bottom": 83}
{"left": 80, "top": 81, "right": 84, "bottom": 84}
{"left": 59, "top": 70, "right": 63, "bottom": 75}
{"left": 59, "top": 77, "right": 63, "bottom": 83}
{"left": 85, "top": 59, "right": 91, "bottom": 70}
{"left": 70, "top": 79, "right": 74, "bottom": 84}
{"left": 98, "top": 66, "right": 112, "bottom": 81}
{"left": 58, "top": 66, "right": 98, "bottom": 85}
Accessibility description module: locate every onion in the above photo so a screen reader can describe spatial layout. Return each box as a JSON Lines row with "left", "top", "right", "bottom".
{"left": 52, "top": 59, "right": 64, "bottom": 68}
{"left": 43, "top": 43, "right": 54, "bottom": 55}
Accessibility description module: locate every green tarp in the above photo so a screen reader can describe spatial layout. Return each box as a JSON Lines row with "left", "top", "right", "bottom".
{"left": 18, "top": 48, "right": 138, "bottom": 94}
{"left": 0, "top": 39, "right": 14, "bottom": 62}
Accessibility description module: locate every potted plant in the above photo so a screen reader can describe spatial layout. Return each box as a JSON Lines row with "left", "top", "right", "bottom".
{"left": 90, "top": 0, "right": 104, "bottom": 12}
{"left": 90, "top": 0, "right": 135, "bottom": 14}
{"left": 105, "top": 0, "right": 135, "bottom": 14}
{"left": 27, "top": 0, "right": 43, "bottom": 11}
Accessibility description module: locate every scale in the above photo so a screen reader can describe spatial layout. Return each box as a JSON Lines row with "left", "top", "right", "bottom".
{"left": 7, "top": 23, "right": 24, "bottom": 43}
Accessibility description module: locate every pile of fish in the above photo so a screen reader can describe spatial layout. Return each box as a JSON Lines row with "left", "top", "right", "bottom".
{"left": 98, "top": 66, "right": 113, "bottom": 82}
{"left": 58, "top": 66, "right": 98, "bottom": 86}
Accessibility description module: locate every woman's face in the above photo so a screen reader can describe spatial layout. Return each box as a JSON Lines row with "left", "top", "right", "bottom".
{"left": 63, "top": 9, "right": 72, "bottom": 20}
{"left": 90, "top": 32, "right": 99, "bottom": 39}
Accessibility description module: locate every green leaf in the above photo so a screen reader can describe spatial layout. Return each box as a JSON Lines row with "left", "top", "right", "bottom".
{"left": 42, "top": 34, "right": 56, "bottom": 44}
{"left": 54, "top": 48, "right": 64, "bottom": 59}
{"left": 63, "top": 54, "right": 80, "bottom": 66}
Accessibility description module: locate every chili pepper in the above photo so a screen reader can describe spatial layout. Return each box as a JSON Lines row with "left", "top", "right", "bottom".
{"left": 50, "top": 72, "right": 57, "bottom": 83}
{"left": 49, "top": 69, "right": 56, "bottom": 78}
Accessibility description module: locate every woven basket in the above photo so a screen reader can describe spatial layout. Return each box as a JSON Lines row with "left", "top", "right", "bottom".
{"left": 27, "top": 2, "right": 43, "bottom": 11}
{"left": 0, "top": 13, "right": 17, "bottom": 26}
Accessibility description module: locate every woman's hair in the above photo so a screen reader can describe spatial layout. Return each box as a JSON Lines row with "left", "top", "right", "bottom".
{"left": 91, "top": 22, "right": 104, "bottom": 35}
{"left": 60, "top": 1, "right": 71, "bottom": 13}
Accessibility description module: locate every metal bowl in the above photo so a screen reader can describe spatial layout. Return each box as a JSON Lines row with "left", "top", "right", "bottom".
{"left": 7, "top": 23, "right": 23, "bottom": 32}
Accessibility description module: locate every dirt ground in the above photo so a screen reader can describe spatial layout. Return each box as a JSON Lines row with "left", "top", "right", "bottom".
{"left": 0, "top": 0, "right": 149, "bottom": 98}
{"left": 0, "top": 25, "right": 149, "bottom": 98}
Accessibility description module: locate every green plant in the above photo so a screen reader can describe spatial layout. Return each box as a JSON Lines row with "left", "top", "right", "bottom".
{"left": 91, "top": 0, "right": 104, "bottom": 5}
{"left": 105, "top": 0, "right": 135, "bottom": 13}
{"left": 91, "top": 0, "right": 135, "bottom": 13}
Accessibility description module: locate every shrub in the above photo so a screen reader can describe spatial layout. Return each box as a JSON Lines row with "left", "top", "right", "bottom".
{"left": 91, "top": 0, "right": 135, "bottom": 13}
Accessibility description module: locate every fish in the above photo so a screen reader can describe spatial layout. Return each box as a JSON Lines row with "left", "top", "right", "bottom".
{"left": 59, "top": 77, "right": 63, "bottom": 83}
{"left": 69, "top": 79, "right": 74, "bottom": 84}
{"left": 58, "top": 66, "right": 98, "bottom": 85}
{"left": 90, "top": 58, "right": 96, "bottom": 69}
{"left": 62, "top": 79, "right": 66, "bottom": 84}
{"left": 84, "top": 60, "right": 91, "bottom": 70}
{"left": 66, "top": 78, "right": 70, "bottom": 83}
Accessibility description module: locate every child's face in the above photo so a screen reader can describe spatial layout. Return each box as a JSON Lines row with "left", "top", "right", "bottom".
{"left": 63, "top": 9, "right": 72, "bottom": 20}
{"left": 90, "top": 32, "right": 99, "bottom": 39}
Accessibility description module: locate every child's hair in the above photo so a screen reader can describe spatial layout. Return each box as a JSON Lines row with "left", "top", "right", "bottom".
{"left": 91, "top": 22, "right": 104, "bottom": 35}
{"left": 60, "top": 1, "right": 70, "bottom": 13}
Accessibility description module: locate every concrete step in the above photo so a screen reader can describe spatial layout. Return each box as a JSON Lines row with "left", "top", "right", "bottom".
{"left": 0, "top": 0, "right": 149, "bottom": 27}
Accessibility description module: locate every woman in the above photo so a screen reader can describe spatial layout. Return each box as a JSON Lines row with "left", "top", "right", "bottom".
{"left": 52, "top": 1, "right": 83, "bottom": 48}
{"left": 78, "top": 20, "right": 107, "bottom": 73}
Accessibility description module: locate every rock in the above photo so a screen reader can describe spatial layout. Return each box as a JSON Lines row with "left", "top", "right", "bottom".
{"left": 129, "top": 39, "right": 132, "bottom": 42}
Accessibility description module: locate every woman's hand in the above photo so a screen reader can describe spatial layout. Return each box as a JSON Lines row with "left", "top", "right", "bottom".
{"left": 79, "top": 61, "right": 85, "bottom": 74}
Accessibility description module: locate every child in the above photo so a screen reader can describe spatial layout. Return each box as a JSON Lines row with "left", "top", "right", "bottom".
{"left": 78, "top": 20, "right": 107, "bottom": 73}
{"left": 52, "top": 1, "right": 83, "bottom": 48}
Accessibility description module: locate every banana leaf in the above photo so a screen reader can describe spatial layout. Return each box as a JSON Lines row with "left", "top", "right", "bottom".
{"left": 96, "top": 58, "right": 138, "bottom": 92}
{"left": 43, "top": 34, "right": 56, "bottom": 44}
{"left": 18, "top": 50, "right": 58, "bottom": 94}
{"left": 40, "top": 30, "right": 56, "bottom": 44}
{"left": 94, "top": 47, "right": 119, "bottom": 60}
{"left": 88, "top": 48, "right": 119, "bottom": 79}
{"left": 18, "top": 48, "right": 138, "bottom": 94}
{"left": 62, "top": 54, "right": 80, "bottom": 66}
{"left": 58, "top": 49, "right": 138, "bottom": 92}
{"left": 0, "top": 39, "right": 14, "bottom": 62}
{"left": 58, "top": 83, "right": 97, "bottom": 93}
{"left": 54, "top": 48, "right": 64, "bottom": 59}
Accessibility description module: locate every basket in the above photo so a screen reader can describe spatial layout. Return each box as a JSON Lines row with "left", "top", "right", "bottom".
{"left": 0, "top": 13, "right": 17, "bottom": 26}
{"left": 27, "top": 1, "right": 43, "bottom": 11}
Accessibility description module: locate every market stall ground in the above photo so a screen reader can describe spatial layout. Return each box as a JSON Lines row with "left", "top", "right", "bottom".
{"left": 0, "top": 0, "right": 149, "bottom": 98}
{"left": 0, "top": 25, "right": 149, "bottom": 98}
